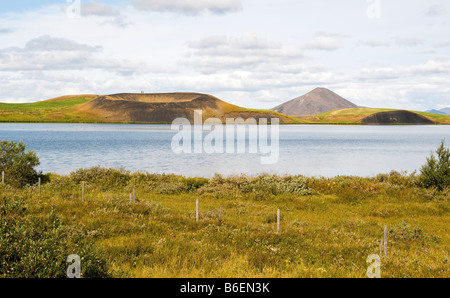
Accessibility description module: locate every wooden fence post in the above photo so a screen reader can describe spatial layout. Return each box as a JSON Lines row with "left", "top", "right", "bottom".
{"left": 38, "top": 177, "right": 41, "bottom": 194}
{"left": 196, "top": 199, "right": 199, "bottom": 222}
{"left": 133, "top": 189, "right": 136, "bottom": 204}
{"left": 82, "top": 181, "right": 85, "bottom": 202}
{"left": 1, "top": 171, "right": 4, "bottom": 184}
{"left": 277, "top": 209, "right": 281, "bottom": 234}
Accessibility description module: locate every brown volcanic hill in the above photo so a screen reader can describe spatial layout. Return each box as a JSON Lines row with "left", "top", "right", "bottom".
{"left": 361, "top": 110, "right": 435, "bottom": 125}
{"left": 76, "top": 92, "right": 300, "bottom": 124}
{"left": 272, "top": 87, "right": 357, "bottom": 116}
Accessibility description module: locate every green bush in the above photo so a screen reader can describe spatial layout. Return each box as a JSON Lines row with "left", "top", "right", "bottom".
{"left": 0, "top": 140, "right": 40, "bottom": 187}
{"left": 70, "top": 166, "right": 131, "bottom": 190}
{"left": 0, "top": 197, "right": 110, "bottom": 278}
{"left": 155, "top": 181, "right": 188, "bottom": 194}
{"left": 389, "top": 221, "right": 440, "bottom": 244}
{"left": 420, "top": 140, "right": 450, "bottom": 190}
{"left": 198, "top": 174, "right": 312, "bottom": 198}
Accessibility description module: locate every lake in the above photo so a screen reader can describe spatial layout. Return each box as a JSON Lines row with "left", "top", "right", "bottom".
{"left": 0, "top": 123, "right": 449, "bottom": 178}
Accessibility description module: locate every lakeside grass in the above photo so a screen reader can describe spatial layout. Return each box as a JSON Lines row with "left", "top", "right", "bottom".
{"left": 1, "top": 169, "right": 448, "bottom": 278}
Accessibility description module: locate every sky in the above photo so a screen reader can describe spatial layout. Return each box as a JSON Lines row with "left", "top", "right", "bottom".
{"left": 0, "top": 0, "right": 449, "bottom": 110}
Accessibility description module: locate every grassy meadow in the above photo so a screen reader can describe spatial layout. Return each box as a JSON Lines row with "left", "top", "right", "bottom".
{"left": 1, "top": 168, "right": 448, "bottom": 278}
{"left": 0, "top": 96, "right": 99, "bottom": 123}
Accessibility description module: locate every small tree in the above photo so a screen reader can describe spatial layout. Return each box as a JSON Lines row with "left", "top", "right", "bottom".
{"left": 0, "top": 140, "right": 40, "bottom": 187}
{"left": 420, "top": 140, "right": 450, "bottom": 190}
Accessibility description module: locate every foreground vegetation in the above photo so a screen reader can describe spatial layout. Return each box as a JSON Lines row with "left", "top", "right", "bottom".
{"left": 1, "top": 140, "right": 449, "bottom": 278}
{"left": 1, "top": 168, "right": 448, "bottom": 278}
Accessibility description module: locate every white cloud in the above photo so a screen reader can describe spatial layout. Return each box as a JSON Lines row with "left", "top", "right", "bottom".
{"left": 82, "top": 1, "right": 117, "bottom": 16}
{"left": 24, "top": 35, "right": 102, "bottom": 52}
{"left": 131, "top": 0, "right": 242, "bottom": 15}
{"left": 0, "top": 35, "right": 174, "bottom": 75}
{"left": 358, "top": 40, "right": 391, "bottom": 48}
{"left": 434, "top": 41, "right": 450, "bottom": 47}
{"left": 305, "top": 33, "right": 342, "bottom": 51}
{"left": 184, "top": 34, "right": 304, "bottom": 74}
{"left": 357, "top": 57, "right": 450, "bottom": 81}
{"left": 81, "top": 1, "right": 131, "bottom": 28}
{"left": 394, "top": 37, "right": 423, "bottom": 47}
{"left": 424, "top": 5, "right": 447, "bottom": 17}
{"left": 0, "top": 28, "right": 13, "bottom": 34}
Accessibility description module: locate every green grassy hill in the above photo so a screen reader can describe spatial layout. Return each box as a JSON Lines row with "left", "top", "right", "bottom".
{"left": 0, "top": 95, "right": 99, "bottom": 123}
{"left": 0, "top": 94, "right": 303, "bottom": 124}
{"left": 301, "top": 108, "right": 450, "bottom": 124}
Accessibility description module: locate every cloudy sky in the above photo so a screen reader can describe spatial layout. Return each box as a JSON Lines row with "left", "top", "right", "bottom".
{"left": 0, "top": 0, "right": 449, "bottom": 110}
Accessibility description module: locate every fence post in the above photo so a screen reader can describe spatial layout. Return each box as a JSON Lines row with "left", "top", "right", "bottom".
{"left": 219, "top": 206, "right": 223, "bottom": 223}
{"left": 82, "top": 181, "right": 85, "bottom": 202}
{"left": 277, "top": 209, "right": 281, "bottom": 234}
{"left": 384, "top": 225, "right": 388, "bottom": 257}
{"left": 196, "top": 199, "right": 199, "bottom": 222}
{"left": 38, "top": 177, "right": 41, "bottom": 194}
{"left": 133, "top": 189, "right": 136, "bottom": 204}
{"left": 1, "top": 171, "right": 4, "bottom": 184}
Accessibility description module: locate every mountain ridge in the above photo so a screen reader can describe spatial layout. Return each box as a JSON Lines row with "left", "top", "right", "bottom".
{"left": 425, "top": 108, "right": 450, "bottom": 115}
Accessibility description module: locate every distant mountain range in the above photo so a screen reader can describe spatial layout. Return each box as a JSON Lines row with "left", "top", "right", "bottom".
{"left": 426, "top": 108, "right": 450, "bottom": 115}
{"left": 271, "top": 87, "right": 357, "bottom": 116}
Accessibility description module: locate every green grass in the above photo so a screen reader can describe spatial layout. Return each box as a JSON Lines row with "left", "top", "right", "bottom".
{"left": 0, "top": 97, "right": 93, "bottom": 111}
{"left": 1, "top": 169, "right": 448, "bottom": 278}
{"left": 302, "top": 108, "right": 450, "bottom": 124}
{"left": 415, "top": 111, "right": 450, "bottom": 124}
{"left": 0, "top": 96, "right": 98, "bottom": 123}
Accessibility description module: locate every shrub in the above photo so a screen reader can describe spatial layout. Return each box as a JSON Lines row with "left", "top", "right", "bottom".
{"left": 373, "top": 170, "right": 418, "bottom": 187}
{"left": 0, "top": 140, "right": 40, "bottom": 187}
{"left": 70, "top": 167, "right": 131, "bottom": 190}
{"left": 0, "top": 197, "right": 110, "bottom": 278}
{"left": 420, "top": 140, "right": 450, "bottom": 190}
{"left": 389, "top": 221, "right": 440, "bottom": 244}
{"left": 198, "top": 174, "right": 312, "bottom": 198}
{"left": 184, "top": 177, "right": 209, "bottom": 191}
{"left": 245, "top": 175, "right": 312, "bottom": 196}
{"left": 155, "top": 181, "right": 188, "bottom": 194}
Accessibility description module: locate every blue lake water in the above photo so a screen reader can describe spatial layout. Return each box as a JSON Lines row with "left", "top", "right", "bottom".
{"left": 0, "top": 123, "right": 449, "bottom": 178}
